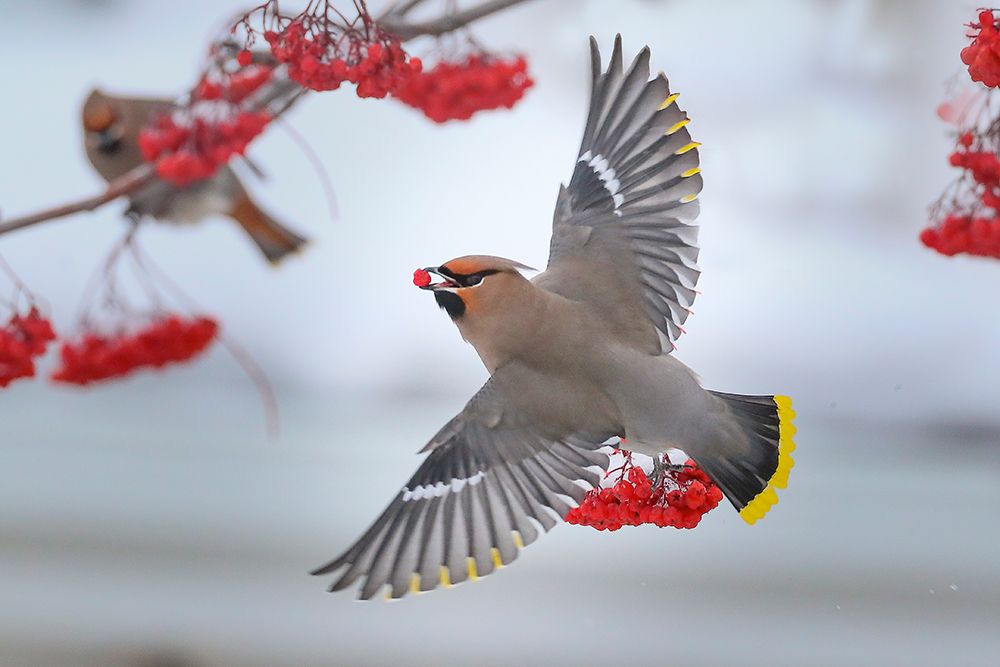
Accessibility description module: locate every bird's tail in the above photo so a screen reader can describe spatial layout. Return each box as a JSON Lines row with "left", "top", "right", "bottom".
{"left": 693, "top": 392, "right": 796, "bottom": 525}
{"left": 229, "top": 193, "right": 308, "bottom": 265}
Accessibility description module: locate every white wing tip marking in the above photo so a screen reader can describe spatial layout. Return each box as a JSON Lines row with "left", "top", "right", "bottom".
{"left": 578, "top": 151, "right": 625, "bottom": 211}
{"left": 402, "top": 470, "right": 486, "bottom": 502}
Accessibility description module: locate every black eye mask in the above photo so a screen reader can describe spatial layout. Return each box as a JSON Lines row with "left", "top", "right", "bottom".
{"left": 94, "top": 125, "right": 125, "bottom": 154}
{"left": 437, "top": 267, "right": 499, "bottom": 287}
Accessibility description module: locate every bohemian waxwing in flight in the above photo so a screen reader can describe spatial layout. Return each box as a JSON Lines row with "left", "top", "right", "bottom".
{"left": 81, "top": 89, "right": 307, "bottom": 264}
{"left": 313, "top": 36, "right": 796, "bottom": 600}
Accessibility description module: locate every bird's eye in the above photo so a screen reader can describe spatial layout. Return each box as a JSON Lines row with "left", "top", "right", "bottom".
{"left": 465, "top": 274, "right": 484, "bottom": 287}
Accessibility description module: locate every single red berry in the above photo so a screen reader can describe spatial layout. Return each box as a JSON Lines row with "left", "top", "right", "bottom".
{"left": 412, "top": 268, "right": 432, "bottom": 287}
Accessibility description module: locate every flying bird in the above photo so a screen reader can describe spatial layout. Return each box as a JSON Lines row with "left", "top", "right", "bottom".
{"left": 313, "top": 36, "right": 796, "bottom": 600}
{"left": 81, "top": 89, "right": 307, "bottom": 264}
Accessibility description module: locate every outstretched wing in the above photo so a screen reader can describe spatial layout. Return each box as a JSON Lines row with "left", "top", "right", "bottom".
{"left": 312, "top": 378, "right": 611, "bottom": 600}
{"left": 541, "top": 35, "right": 703, "bottom": 355}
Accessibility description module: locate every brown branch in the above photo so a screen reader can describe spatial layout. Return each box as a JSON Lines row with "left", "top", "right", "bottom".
{"left": 0, "top": 165, "right": 155, "bottom": 239}
{"left": 377, "top": 0, "right": 432, "bottom": 20}
{"left": 380, "top": 0, "right": 535, "bottom": 39}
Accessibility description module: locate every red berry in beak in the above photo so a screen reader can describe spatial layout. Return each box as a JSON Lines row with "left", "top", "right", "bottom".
{"left": 412, "top": 268, "right": 432, "bottom": 287}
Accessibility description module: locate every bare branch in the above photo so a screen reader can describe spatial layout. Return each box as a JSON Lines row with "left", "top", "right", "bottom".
{"left": 381, "top": 0, "right": 535, "bottom": 39}
{"left": 0, "top": 165, "right": 155, "bottom": 238}
{"left": 377, "top": 0, "right": 432, "bottom": 21}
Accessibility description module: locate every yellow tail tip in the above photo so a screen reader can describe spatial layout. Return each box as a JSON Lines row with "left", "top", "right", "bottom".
{"left": 739, "top": 395, "right": 796, "bottom": 525}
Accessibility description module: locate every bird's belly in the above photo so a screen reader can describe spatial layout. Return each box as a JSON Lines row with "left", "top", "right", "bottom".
{"left": 162, "top": 189, "right": 232, "bottom": 224}
{"left": 130, "top": 178, "right": 233, "bottom": 224}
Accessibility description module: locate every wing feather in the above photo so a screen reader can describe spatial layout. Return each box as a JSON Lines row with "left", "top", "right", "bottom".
{"left": 545, "top": 36, "right": 704, "bottom": 354}
{"left": 312, "top": 378, "right": 611, "bottom": 599}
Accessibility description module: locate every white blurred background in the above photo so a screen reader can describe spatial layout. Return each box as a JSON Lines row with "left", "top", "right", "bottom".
{"left": 1, "top": 1, "right": 998, "bottom": 665}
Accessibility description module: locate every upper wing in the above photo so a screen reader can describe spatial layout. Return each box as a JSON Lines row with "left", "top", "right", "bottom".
{"left": 312, "top": 377, "right": 612, "bottom": 600}
{"left": 541, "top": 36, "right": 703, "bottom": 355}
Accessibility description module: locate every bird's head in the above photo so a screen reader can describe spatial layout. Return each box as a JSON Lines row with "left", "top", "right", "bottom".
{"left": 82, "top": 89, "right": 127, "bottom": 155}
{"left": 414, "top": 255, "right": 536, "bottom": 321}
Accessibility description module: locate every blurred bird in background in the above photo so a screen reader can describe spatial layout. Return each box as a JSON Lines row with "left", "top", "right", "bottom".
{"left": 313, "top": 36, "right": 796, "bottom": 600}
{"left": 81, "top": 89, "right": 308, "bottom": 264}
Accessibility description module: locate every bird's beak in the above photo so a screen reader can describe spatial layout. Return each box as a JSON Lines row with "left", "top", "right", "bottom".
{"left": 420, "top": 267, "right": 459, "bottom": 291}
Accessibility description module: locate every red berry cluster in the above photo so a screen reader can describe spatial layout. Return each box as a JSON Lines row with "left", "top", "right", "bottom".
{"left": 265, "top": 21, "right": 421, "bottom": 97}
{"left": 0, "top": 309, "right": 57, "bottom": 388}
{"left": 395, "top": 55, "right": 533, "bottom": 123}
{"left": 138, "top": 111, "right": 270, "bottom": 187}
{"left": 920, "top": 215, "right": 1000, "bottom": 258}
{"left": 922, "top": 130, "right": 1000, "bottom": 258}
{"left": 962, "top": 11, "right": 1000, "bottom": 88}
{"left": 51, "top": 315, "right": 218, "bottom": 385}
{"left": 566, "top": 453, "right": 724, "bottom": 531}
{"left": 948, "top": 136, "right": 1000, "bottom": 194}
{"left": 195, "top": 64, "right": 274, "bottom": 104}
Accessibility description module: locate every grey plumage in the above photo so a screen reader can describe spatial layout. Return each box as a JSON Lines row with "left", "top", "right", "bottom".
{"left": 314, "top": 35, "right": 795, "bottom": 600}
{"left": 548, "top": 35, "right": 702, "bottom": 355}
{"left": 312, "top": 376, "right": 613, "bottom": 599}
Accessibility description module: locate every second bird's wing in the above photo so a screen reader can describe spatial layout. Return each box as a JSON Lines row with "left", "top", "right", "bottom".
{"left": 312, "top": 375, "right": 611, "bottom": 600}
{"left": 540, "top": 35, "right": 704, "bottom": 355}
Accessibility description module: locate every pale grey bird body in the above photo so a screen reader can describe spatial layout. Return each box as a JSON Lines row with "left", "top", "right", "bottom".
{"left": 314, "top": 36, "right": 796, "bottom": 600}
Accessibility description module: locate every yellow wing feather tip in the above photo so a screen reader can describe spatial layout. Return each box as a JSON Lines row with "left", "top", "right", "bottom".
{"left": 740, "top": 395, "right": 796, "bottom": 525}
{"left": 490, "top": 548, "right": 505, "bottom": 569}
{"left": 681, "top": 167, "right": 701, "bottom": 178}
{"left": 466, "top": 558, "right": 479, "bottom": 581}
{"left": 512, "top": 531, "right": 524, "bottom": 549}
{"left": 675, "top": 141, "right": 701, "bottom": 155}
{"left": 439, "top": 566, "right": 452, "bottom": 588}
{"left": 679, "top": 193, "right": 699, "bottom": 203}
{"left": 659, "top": 92, "right": 680, "bottom": 109}
{"left": 666, "top": 118, "right": 691, "bottom": 135}
{"left": 409, "top": 573, "right": 421, "bottom": 595}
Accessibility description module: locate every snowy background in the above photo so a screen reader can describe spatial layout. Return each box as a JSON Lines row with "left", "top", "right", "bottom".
{"left": 1, "top": 0, "right": 998, "bottom": 665}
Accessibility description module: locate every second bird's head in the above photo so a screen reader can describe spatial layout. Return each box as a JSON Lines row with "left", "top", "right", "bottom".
{"left": 414, "top": 255, "right": 535, "bottom": 321}
{"left": 82, "top": 89, "right": 127, "bottom": 155}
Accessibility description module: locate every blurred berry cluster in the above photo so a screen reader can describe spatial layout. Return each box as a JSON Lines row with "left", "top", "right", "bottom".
{"left": 52, "top": 315, "right": 218, "bottom": 386}
{"left": 0, "top": 309, "right": 57, "bottom": 388}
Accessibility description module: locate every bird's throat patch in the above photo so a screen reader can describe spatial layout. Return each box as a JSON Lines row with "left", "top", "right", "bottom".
{"left": 434, "top": 291, "right": 465, "bottom": 319}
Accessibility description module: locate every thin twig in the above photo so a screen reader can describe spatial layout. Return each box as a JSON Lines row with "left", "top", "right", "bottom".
{"left": 130, "top": 239, "right": 281, "bottom": 440}
{"left": 0, "top": 165, "right": 155, "bottom": 238}
{"left": 381, "top": 0, "right": 534, "bottom": 39}
{"left": 275, "top": 120, "right": 340, "bottom": 222}
{"left": 378, "top": 0, "right": 432, "bottom": 21}
{"left": 216, "top": 333, "right": 282, "bottom": 441}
